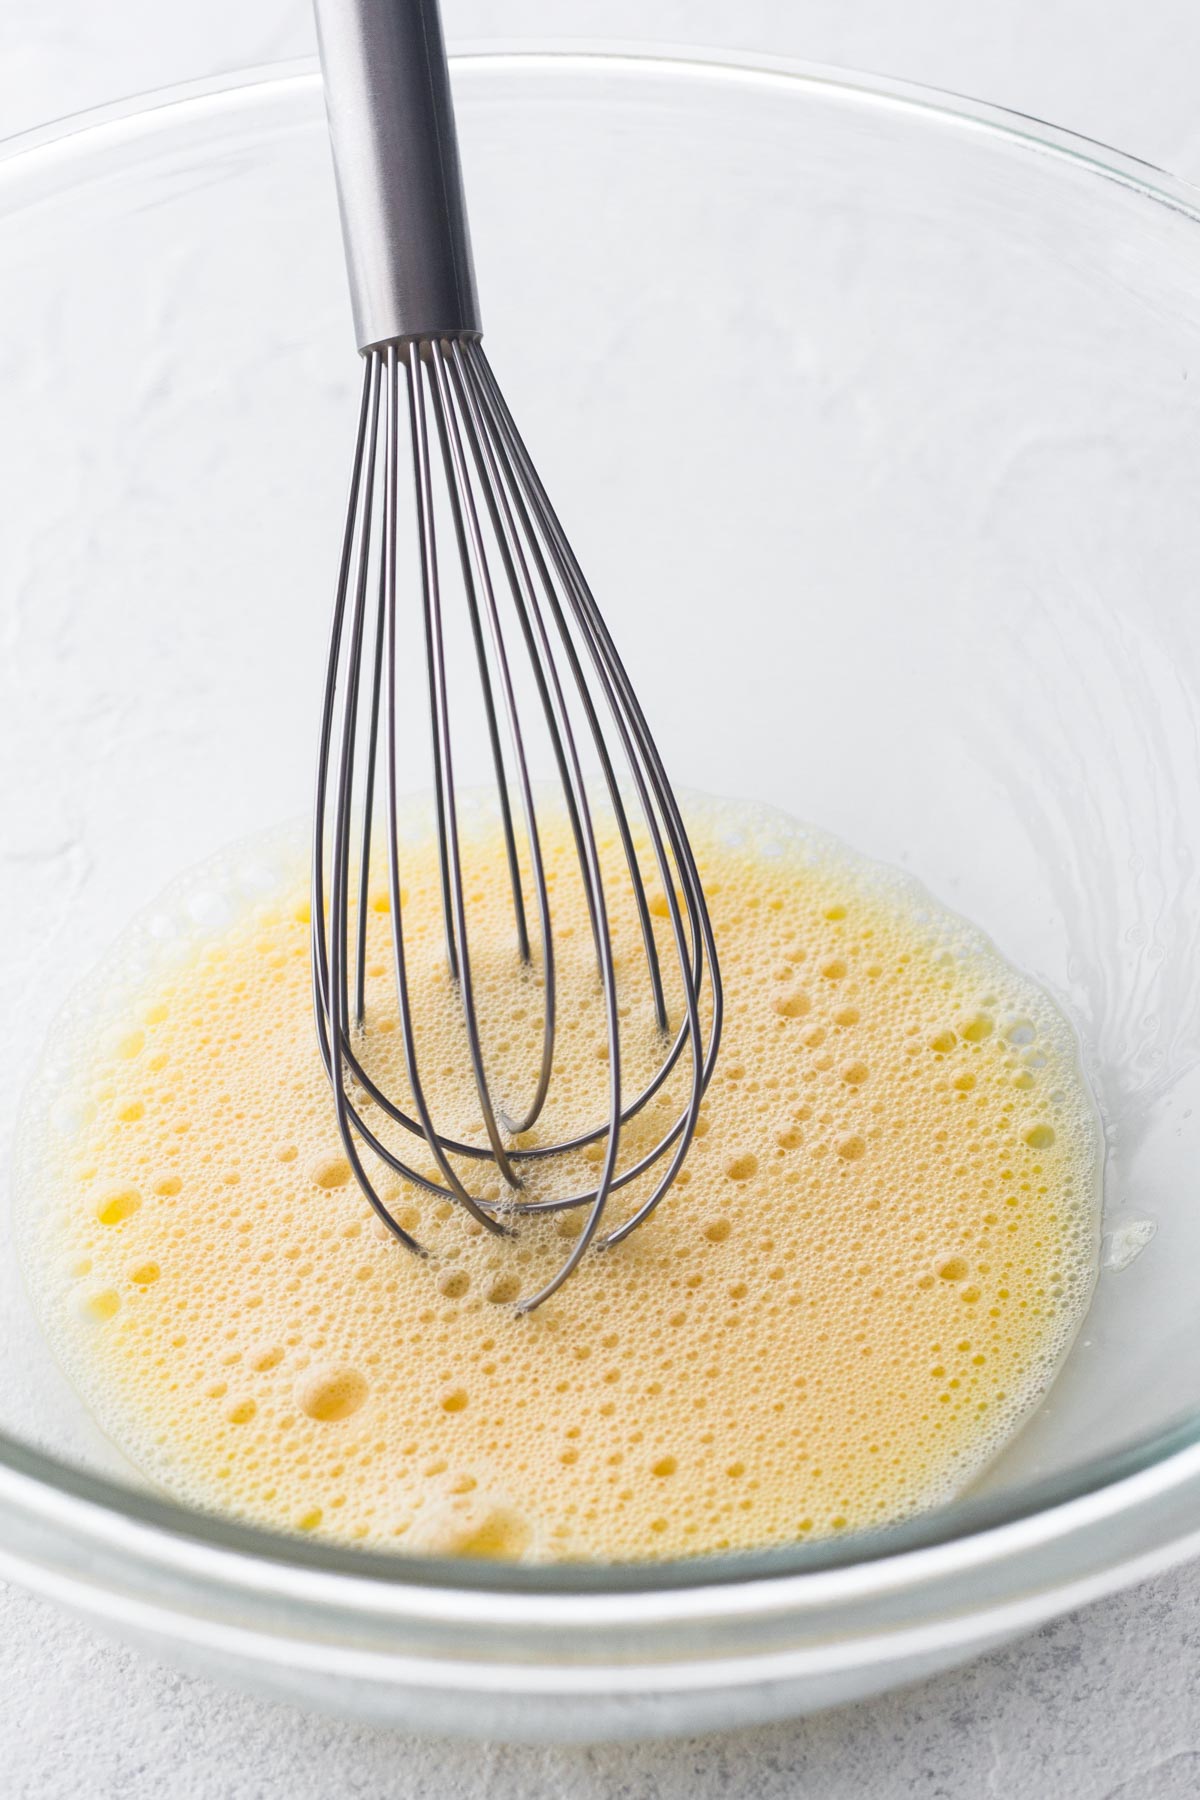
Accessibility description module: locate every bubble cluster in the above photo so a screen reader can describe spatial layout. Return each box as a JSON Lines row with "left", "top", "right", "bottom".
{"left": 15, "top": 799, "right": 1101, "bottom": 1562}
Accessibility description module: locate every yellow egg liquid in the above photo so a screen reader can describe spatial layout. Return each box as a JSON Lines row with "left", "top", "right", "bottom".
{"left": 16, "top": 800, "right": 1100, "bottom": 1561}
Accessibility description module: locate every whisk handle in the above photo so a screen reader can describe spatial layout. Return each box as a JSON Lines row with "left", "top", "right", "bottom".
{"left": 313, "top": 0, "right": 481, "bottom": 351}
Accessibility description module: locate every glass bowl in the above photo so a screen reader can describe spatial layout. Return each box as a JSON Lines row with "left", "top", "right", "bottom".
{"left": 3, "top": 48, "right": 1200, "bottom": 1741}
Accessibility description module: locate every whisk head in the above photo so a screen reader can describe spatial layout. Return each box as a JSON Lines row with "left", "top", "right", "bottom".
{"left": 313, "top": 336, "right": 722, "bottom": 1309}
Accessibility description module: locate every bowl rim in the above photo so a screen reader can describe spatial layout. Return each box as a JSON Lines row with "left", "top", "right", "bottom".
{"left": 4, "top": 45, "right": 1200, "bottom": 1624}
{"left": 5, "top": 40, "right": 1200, "bottom": 221}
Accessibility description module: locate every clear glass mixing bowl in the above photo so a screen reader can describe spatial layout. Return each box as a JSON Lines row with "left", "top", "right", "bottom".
{"left": 3, "top": 49, "right": 1200, "bottom": 1740}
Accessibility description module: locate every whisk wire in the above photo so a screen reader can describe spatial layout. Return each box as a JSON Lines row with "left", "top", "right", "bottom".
{"left": 425, "top": 346, "right": 531, "bottom": 969}
{"left": 408, "top": 342, "right": 527, "bottom": 1190}
{"left": 385, "top": 345, "right": 511, "bottom": 1235}
{"left": 316, "top": 356, "right": 427, "bottom": 1254}
{"left": 311, "top": 354, "right": 372, "bottom": 1084}
{"left": 454, "top": 343, "right": 670, "bottom": 1033}
{"left": 424, "top": 341, "right": 555, "bottom": 1134}
{"left": 468, "top": 344, "right": 722, "bottom": 1240}
{"left": 353, "top": 367, "right": 390, "bottom": 1029}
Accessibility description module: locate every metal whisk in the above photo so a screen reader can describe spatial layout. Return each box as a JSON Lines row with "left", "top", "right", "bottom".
{"left": 311, "top": 0, "right": 722, "bottom": 1309}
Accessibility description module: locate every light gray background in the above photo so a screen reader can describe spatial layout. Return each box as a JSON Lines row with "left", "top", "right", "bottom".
{"left": 4, "top": 3, "right": 1200, "bottom": 1795}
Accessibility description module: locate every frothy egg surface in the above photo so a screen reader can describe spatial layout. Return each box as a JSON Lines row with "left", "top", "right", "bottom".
{"left": 17, "top": 803, "right": 1100, "bottom": 1561}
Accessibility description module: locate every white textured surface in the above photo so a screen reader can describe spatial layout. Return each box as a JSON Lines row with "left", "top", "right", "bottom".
{"left": 2, "top": 1567, "right": 1200, "bottom": 1797}
{"left": 5, "top": 0, "right": 1200, "bottom": 1791}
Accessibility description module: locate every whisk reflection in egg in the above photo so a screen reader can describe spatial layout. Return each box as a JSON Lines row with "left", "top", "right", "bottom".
{"left": 311, "top": 0, "right": 722, "bottom": 1308}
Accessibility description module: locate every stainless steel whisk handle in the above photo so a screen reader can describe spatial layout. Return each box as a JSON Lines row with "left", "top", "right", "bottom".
{"left": 313, "top": 0, "right": 481, "bottom": 351}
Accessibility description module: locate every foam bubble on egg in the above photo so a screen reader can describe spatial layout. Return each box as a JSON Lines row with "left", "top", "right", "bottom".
{"left": 14, "top": 799, "right": 1101, "bottom": 1561}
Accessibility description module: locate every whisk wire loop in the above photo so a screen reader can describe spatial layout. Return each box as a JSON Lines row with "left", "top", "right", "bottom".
{"left": 313, "top": 335, "right": 722, "bottom": 1308}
